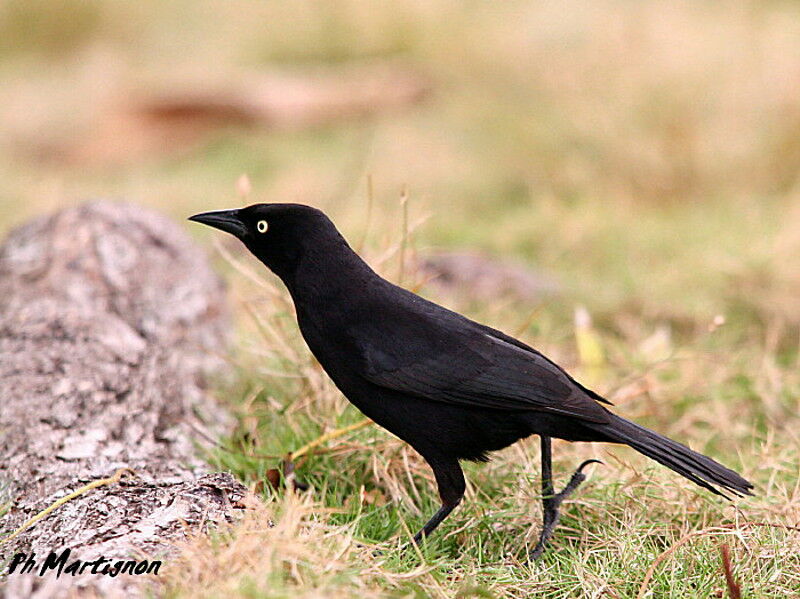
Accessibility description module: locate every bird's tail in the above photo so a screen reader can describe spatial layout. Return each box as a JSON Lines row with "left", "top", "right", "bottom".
{"left": 598, "top": 414, "right": 753, "bottom": 498}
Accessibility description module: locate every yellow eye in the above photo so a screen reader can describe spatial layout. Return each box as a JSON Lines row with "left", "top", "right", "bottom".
{"left": 256, "top": 220, "right": 268, "bottom": 233}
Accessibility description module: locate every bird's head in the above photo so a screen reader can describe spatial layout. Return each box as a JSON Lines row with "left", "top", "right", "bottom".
{"left": 189, "top": 203, "right": 345, "bottom": 281}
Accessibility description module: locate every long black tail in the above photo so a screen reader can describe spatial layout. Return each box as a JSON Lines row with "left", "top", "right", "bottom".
{"left": 598, "top": 414, "right": 753, "bottom": 498}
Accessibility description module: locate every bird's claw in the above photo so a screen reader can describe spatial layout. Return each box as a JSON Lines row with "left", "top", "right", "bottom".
{"left": 530, "top": 459, "right": 599, "bottom": 560}
{"left": 576, "top": 458, "right": 603, "bottom": 474}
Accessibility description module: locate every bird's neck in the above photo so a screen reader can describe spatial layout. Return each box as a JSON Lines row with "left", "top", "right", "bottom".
{"left": 280, "top": 236, "right": 381, "bottom": 307}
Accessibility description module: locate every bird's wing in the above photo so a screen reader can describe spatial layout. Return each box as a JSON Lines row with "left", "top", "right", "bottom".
{"left": 358, "top": 313, "right": 610, "bottom": 424}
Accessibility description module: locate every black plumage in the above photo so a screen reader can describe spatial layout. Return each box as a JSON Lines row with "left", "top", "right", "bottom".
{"left": 190, "top": 203, "right": 753, "bottom": 558}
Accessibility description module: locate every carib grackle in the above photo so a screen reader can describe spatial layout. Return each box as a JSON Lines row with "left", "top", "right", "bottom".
{"left": 190, "top": 203, "right": 752, "bottom": 559}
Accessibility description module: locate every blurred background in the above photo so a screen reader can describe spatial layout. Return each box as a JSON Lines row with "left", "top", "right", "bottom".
{"left": 2, "top": 1, "right": 800, "bottom": 325}
{"left": 2, "top": 2, "right": 799, "bottom": 594}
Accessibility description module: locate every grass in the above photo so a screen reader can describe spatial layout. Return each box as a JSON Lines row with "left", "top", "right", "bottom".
{"left": 1, "top": 1, "right": 799, "bottom": 597}
{"left": 156, "top": 215, "right": 798, "bottom": 598}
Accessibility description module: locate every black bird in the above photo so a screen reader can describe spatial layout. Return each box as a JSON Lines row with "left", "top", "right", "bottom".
{"left": 190, "top": 203, "right": 753, "bottom": 558}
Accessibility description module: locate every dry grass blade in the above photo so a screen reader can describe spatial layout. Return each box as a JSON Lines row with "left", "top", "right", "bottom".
{"left": 719, "top": 543, "right": 741, "bottom": 599}
{"left": 397, "top": 185, "right": 410, "bottom": 286}
{"left": 288, "top": 418, "right": 374, "bottom": 461}
{"left": 0, "top": 468, "right": 136, "bottom": 545}
{"left": 636, "top": 521, "right": 800, "bottom": 599}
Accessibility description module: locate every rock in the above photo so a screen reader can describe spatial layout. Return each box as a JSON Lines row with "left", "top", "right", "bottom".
{"left": 0, "top": 201, "right": 247, "bottom": 598}
{"left": 420, "top": 250, "right": 560, "bottom": 302}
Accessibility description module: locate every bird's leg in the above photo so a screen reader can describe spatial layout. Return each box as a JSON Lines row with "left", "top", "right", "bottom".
{"left": 534, "top": 435, "right": 556, "bottom": 557}
{"left": 412, "top": 459, "right": 465, "bottom": 545}
{"left": 530, "top": 436, "right": 601, "bottom": 560}
{"left": 412, "top": 503, "right": 458, "bottom": 544}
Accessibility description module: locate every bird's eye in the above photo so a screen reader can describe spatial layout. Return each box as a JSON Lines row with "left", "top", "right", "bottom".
{"left": 256, "top": 220, "right": 268, "bottom": 233}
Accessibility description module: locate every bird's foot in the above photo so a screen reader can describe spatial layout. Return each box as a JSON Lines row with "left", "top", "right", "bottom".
{"left": 529, "top": 459, "right": 602, "bottom": 561}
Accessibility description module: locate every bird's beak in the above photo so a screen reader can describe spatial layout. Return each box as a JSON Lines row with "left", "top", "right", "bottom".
{"left": 188, "top": 209, "right": 247, "bottom": 238}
